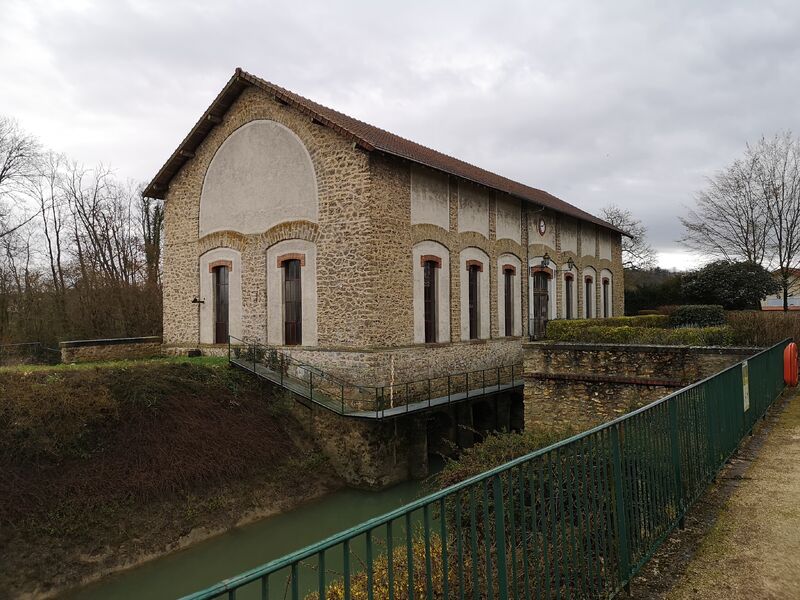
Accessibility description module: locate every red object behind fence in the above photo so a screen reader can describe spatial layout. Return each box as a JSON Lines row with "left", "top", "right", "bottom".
{"left": 784, "top": 342, "right": 798, "bottom": 386}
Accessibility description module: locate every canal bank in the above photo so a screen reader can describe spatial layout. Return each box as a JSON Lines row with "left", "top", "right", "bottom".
{"left": 62, "top": 475, "right": 428, "bottom": 599}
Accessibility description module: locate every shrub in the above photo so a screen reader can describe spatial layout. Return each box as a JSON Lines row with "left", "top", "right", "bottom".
{"left": 545, "top": 315, "right": 669, "bottom": 341}
{"left": 669, "top": 305, "right": 726, "bottom": 328}
{"left": 545, "top": 323, "right": 734, "bottom": 346}
{"left": 726, "top": 311, "right": 800, "bottom": 346}
{"left": 637, "top": 309, "right": 660, "bottom": 315}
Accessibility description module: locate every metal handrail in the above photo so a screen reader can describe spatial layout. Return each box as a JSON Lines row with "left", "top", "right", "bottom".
{"left": 187, "top": 338, "right": 790, "bottom": 600}
{"left": 228, "top": 335, "right": 523, "bottom": 417}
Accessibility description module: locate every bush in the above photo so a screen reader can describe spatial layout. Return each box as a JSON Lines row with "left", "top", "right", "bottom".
{"left": 726, "top": 311, "right": 800, "bottom": 346}
{"left": 637, "top": 309, "right": 660, "bottom": 315}
{"left": 546, "top": 323, "right": 734, "bottom": 346}
{"left": 670, "top": 305, "right": 726, "bottom": 328}
{"left": 546, "top": 315, "right": 669, "bottom": 341}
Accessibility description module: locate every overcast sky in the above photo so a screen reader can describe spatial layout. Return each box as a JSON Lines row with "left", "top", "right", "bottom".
{"left": 2, "top": 0, "right": 799, "bottom": 269}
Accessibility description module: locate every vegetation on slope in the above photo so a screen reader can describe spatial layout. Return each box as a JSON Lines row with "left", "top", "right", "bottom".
{"left": 0, "top": 357, "right": 340, "bottom": 597}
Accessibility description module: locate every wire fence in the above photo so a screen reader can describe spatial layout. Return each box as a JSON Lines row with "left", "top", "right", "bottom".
{"left": 188, "top": 338, "right": 789, "bottom": 600}
{"left": 0, "top": 341, "right": 60, "bottom": 366}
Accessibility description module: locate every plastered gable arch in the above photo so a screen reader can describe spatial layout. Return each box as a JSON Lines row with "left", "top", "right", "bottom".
{"left": 199, "top": 120, "right": 319, "bottom": 237}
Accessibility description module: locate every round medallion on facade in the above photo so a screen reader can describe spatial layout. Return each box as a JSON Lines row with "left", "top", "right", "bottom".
{"left": 538, "top": 217, "right": 546, "bottom": 236}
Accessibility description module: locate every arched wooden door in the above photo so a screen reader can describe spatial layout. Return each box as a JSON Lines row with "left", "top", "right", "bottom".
{"left": 531, "top": 271, "right": 550, "bottom": 340}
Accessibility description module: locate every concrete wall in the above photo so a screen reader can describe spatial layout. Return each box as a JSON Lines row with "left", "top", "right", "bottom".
{"left": 523, "top": 341, "right": 757, "bottom": 432}
{"left": 410, "top": 165, "right": 449, "bottom": 230}
{"left": 496, "top": 197, "right": 521, "bottom": 243}
{"left": 60, "top": 337, "right": 163, "bottom": 363}
{"left": 457, "top": 182, "right": 490, "bottom": 238}
{"left": 199, "top": 120, "right": 318, "bottom": 237}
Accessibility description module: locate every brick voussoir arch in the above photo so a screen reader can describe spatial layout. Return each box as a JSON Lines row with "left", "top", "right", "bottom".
{"left": 411, "top": 223, "right": 452, "bottom": 248}
{"left": 259, "top": 220, "right": 320, "bottom": 250}
{"left": 197, "top": 230, "right": 248, "bottom": 255}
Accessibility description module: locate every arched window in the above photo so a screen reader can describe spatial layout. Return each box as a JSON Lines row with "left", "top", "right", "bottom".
{"left": 503, "top": 265, "right": 515, "bottom": 336}
{"left": 564, "top": 273, "right": 574, "bottom": 320}
{"left": 602, "top": 277, "right": 610, "bottom": 318}
{"left": 467, "top": 261, "right": 482, "bottom": 340}
{"left": 585, "top": 275, "right": 594, "bottom": 318}
{"left": 282, "top": 258, "right": 303, "bottom": 345}
{"left": 213, "top": 264, "right": 229, "bottom": 343}
{"left": 530, "top": 265, "right": 553, "bottom": 339}
{"left": 423, "top": 258, "right": 440, "bottom": 343}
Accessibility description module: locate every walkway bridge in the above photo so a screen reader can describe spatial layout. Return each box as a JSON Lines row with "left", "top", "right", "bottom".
{"left": 193, "top": 339, "right": 789, "bottom": 600}
{"left": 228, "top": 336, "right": 523, "bottom": 420}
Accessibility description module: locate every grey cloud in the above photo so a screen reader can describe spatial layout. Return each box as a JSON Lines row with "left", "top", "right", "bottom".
{"left": 2, "top": 0, "right": 799, "bottom": 267}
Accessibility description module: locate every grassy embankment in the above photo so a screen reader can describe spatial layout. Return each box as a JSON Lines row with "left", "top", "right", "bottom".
{"left": 0, "top": 357, "right": 342, "bottom": 598}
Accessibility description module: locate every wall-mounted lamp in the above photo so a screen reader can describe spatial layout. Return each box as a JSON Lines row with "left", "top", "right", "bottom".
{"left": 541, "top": 252, "right": 551, "bottom": 268}
{"left": 566, "top": 257, "right": 575, "bottom": 271}
{"left": 191, "top": 297, "right": 205, "bottom": 304}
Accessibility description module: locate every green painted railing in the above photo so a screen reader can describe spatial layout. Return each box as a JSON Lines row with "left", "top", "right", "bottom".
{"left": 189, "top": 339, "right": 789, "bottom": 600}
{"left": 228, "top": 336, "right": 523, "bottom": 418}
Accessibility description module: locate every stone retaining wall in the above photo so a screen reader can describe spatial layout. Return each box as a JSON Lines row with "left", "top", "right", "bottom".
{"left": 524, "top": 341, "right": 757, "bottom": 432}
{"left": 60, "top": 337, "right": 163, "bottom": 363}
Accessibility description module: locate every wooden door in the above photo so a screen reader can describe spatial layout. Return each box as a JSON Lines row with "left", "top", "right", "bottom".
{"left": 423, "top": 261, "right": 437, "bottom": 343}
{"left": 531, "top": 271, "right": 549, "bottom": 340}
{"left": 213, "top": 265, "right": 229, "bottom": 344}
{"left": 283, "top": 259, "right": 302, "bottom": 345}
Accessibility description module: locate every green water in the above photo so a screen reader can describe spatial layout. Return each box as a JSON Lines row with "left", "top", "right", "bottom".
{"left": 64, "top": 478, "right": 428, "bottom": 600}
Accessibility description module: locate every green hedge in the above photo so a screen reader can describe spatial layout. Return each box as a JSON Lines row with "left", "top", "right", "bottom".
{"left": 670, "top": 304, "right": 726, "bottom": 328}
{"left": 546, "top": 315, "right": 669, "bottom": 339}
{"left": 545, "top": 323, "right": 735, "bottom": 346}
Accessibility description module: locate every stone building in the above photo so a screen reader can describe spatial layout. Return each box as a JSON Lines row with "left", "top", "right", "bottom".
{"left": 145, "top": 68, "right": 625, "bottom": 386}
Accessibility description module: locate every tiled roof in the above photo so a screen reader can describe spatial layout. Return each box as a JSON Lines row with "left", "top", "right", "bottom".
{"left": 144, "top": 68, "right": 624, "bottom": 235}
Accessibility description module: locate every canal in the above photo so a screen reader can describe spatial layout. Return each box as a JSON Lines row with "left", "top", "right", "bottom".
{"left": 64, "top": 476, "right": 432, "bottom": 599}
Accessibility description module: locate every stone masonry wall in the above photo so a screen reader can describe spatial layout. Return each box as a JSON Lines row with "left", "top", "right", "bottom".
{"left": 60, "top": 337, "right": 163, "bottom": 363}
{"left": 162, "top": 85, "right": 372, "bottom": 348}
{"left": 284, "top": 337, "right": 524, "bottom": 387}
{"left": 524, "top": 342, "right": 757, "bottom": 432}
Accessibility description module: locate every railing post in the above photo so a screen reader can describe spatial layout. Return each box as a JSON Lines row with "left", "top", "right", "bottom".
{"left": 341, "top": 384, "right": 345, "bottom": 414}
{"left": 252, "top": 343, "right": 256, "bottom": 373}
{"left": 492, "top": 475, "right": 509, "bottom": 599}
{"left": 466, "top": 371, "right": 469, "bottom": 399}
{"left": 669, "top": 398, "right": 685, "bottom": 528}
{"left": 610, "top": 425, "right": 631, "bottom": 590}
{"left": 310, "top": 371, "right": 313, "bottom": 400}
{"left": 428, "top": 379, "right": 431, "bottom": 408}
{"left": 280, "top": 353, "right": 284, "bottom": 386}
{"left": 447, "top": 376, "right": 451, "bottom": 403}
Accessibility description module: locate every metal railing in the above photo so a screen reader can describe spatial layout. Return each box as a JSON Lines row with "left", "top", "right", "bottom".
{"left": 0, "top": 341, "right": 60, "bottom": 366}
{"left": 228, "top": 336, "right": 523, "bottom": 419}
{"left": 186, "top": 338, "right": 790, "bottom": 600}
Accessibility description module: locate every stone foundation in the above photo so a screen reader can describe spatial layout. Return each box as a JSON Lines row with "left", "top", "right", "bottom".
{"left": 60, "top": 337, "right": 163, "bottom": 363}
{"left": 282, "top": 381, "right": 523, "bottom": 488}
{"left": 524, "top": 342, "right": 757, "bottom": 432}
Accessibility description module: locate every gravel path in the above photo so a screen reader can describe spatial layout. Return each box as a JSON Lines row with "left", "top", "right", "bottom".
{"left": 666, "top": 388, "right": 800, "bottom": 600}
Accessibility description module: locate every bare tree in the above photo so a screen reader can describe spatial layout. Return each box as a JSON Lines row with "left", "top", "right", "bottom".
{"left": 601, "top": 204, "right": 656, "bottom": 269}
{"left": 681, "top": 155, "right": 769, "bottom": 264}
{"left": 682, "top": 132, "right": 800, "bottom": 311}
{"left": 752, "top": 133, "right": 800, "bottom": 311}
{"left": 0, "top": 116, "right": 41, "bottom": 239}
